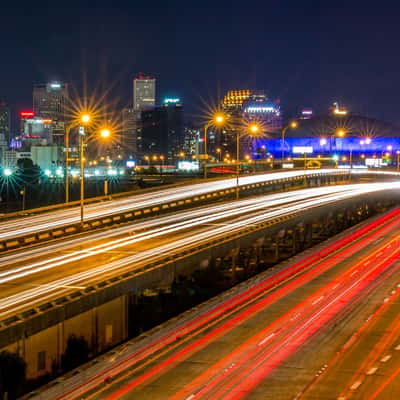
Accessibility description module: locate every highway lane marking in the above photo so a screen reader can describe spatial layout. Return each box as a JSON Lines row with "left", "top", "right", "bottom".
{"left": 350, "top": 380, "right": 362, "bottom": 390}
{"left": 258, "top": 333, "right": 275, "bottom": 346}
{"left": 376, "top": 251, "right": 383, "bottom": 257}
{"left": 350, "top": 269, "right": 359, "bottom": 277}
{"left": 185, "top": 395, "right": 195, "bottom": 400}
{"left": 364, "top": 260, "right": 371, "bottom": 265}
{"left": 312, "top": 296, "right": 324, "bottom": 305}
{"left": 367, "top": 367, "right": 378, "bottom": 375}
{"left": 381, "top": 355, "right": 391, "bottom": 362}
{"left": 395, "top": 344, "right": 400, "bottom": 351}
{"left": 290, "top": 312, "right": 301, "bottom": 321}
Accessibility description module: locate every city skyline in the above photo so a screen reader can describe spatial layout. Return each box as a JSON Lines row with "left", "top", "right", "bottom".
{"left": 1, "top": 1, "right": 400, "bottom": 127}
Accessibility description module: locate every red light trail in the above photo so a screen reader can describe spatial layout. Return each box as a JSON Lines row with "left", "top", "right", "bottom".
{"left": 100, "top": 208, "right": 400, "bottom": 400}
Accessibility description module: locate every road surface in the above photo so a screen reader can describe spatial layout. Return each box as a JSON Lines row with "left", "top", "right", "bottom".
{"left": 25, "top": 185, "right": 400, "bottom": 400}
{"left": 0, "top": 169, "right": 339, "bottom": 242}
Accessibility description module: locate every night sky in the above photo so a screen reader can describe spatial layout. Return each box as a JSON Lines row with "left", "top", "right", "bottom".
{"left": 1, "top": 1, "right": 400, "bottom": 129}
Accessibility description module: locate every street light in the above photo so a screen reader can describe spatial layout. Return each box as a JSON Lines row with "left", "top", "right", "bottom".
{"left": 20, "top": 186, "right": 26, "bottom": 211}
{"left": 281, "top": 121, "right": 298, "bottom": 166}
{"left": 204, "top": 112, "right": 226, "bottom": 179}
{"left": 78, "top": 114, "right": 113, "bottom": 228}
{"left": 236, "top": 122, "right": 261, "bottom": 199}
{"left": 79, "top": 113, "right": 92, "bottom": 228}
{"left": 216, "top": 147, "right": 221, "bottom": 162}
{"left": 65, "top": 113, "right": 93, "bottom": 204}
{"left": 100, "top": 128, "right": 111, "bottom": 139}
{"left": 3, "top": 169, "right": 12, "bottom": 212}
{"left": 336, "top": 128, "right": 346, "bottom": 138}
{"left": 160, "top": 155, "right": 165, "bottom": 176}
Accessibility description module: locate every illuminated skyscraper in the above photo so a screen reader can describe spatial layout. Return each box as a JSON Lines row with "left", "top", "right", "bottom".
{"left": 140, "top": 98, "right": 183, "bottom": 161}
{"left": 0, "top": 102, "right": 10, "bottom": 143}
{"left": 133, "top": 74, "right": 156, "bottom": 112}
{"left": 33, "top": 82, "right": 68, "bottom": 146}
{"left": 33, "top": 82, "right": 68, "bottom": 120}
{"left": 222, "top": 90, "right": 252, "bottom": 110}
{"left": 0, "top": 103, "right": 9, "bottom": 165}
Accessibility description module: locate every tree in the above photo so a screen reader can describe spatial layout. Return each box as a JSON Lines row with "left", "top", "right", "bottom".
{"left": 0, "top": 350, "right": 26, "bottom": 400}
{"left": 15, "top": 158, "right": 41, "bottom": 186}
{"left": 61, "top": 335, "right": 90, "bottom": 372}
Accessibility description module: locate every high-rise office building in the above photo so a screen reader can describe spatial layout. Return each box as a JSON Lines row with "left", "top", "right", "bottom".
{"left": 133, "top": 74, "right": 156, "bottom": 112}
{"left": 0, "top": 102, "right": 10, "bottom": 143}
{"left": 33, "top": 82, "right": 68, "bottom": 146}
{"left": 220, "top": 89, "right": 282, "bottom": 158}
{"left": 122, "top": 108, "right": 138, "bottom": 159}
{"left": 140, "top": 98, "right": 183, "bottom": 161}
{"left": 242, "top": 93, "right": 282, "bottom": 130}
{"left": 0, "top": 103, "right": 10, "bottom": 165}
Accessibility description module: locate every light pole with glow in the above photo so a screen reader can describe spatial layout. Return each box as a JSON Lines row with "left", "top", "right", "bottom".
{"left": 78, "top": 115, "right": 113, "bottom": 228}
{"left": 79, "top": 114, "right": 91, "bottom": 227}
{"left": 236, "top": 122, "right": 261, "bottom": 200}
{"left": 204, "top": 113, "right": 226, "bottom": 179}
{"left": 3, "top": 168, "right": 12, "bottom": 212}
{"left": 281, "top": 121, "right": 298, "bottom": 165}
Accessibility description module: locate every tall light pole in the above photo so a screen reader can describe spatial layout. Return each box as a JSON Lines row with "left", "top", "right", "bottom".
{"left": 236, "top": 123, "right": 260, "bottom": 200}
{"left": 20, "top": 186, "right": 26, "bottom": 211}
{"left": 160, "top": 155, "right": 164, "bottom": 176}
{"left": 65, "top": 125, "right": 71, "bottom": 203}
{"left": 204, "top": 113, "right": 226, "bottom": 179}
{"left": 330, "top": 128, "right": 346, "bottom": 167}
{"left": 78, "top": 114, "right": 91, "bottom": 228}
{"left": 281, "top": 121, "right": 298, "bottom": 166}
{"left": 78, "top": 123, "right": 113, "bottom": 228}
{"left": 3, "top": 168, "right": 12, "bottom": 212}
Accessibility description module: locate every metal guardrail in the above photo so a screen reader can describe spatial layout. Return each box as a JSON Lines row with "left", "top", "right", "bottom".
{"left": 0, "top": 171, "right": 347, "bottom": 252}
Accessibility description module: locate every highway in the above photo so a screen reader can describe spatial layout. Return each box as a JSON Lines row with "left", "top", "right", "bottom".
{"left": 18, "top": 182, "right": 400, "bottom": 400}
{"left": 0, "top": 182, "right": 374, "bottom": 321}
{"left": 0, "top": 169, "right": 339, "bottom": 242}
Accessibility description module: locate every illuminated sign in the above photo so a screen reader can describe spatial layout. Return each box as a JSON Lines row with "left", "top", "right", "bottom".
{"left": 282, "top": 163, "right": 294, "bottom": 169}
{"left": 333, "top": 109, "right": 348, "bottom": 115}
{"left": 126, "top": 160, "right": 136, "bottom": 168}
{"left": 164, "top": 98, "right": 180, "bottom": 104}
{"left": 49, "top": 83, "right": 61, "bottom": 89}
{"left": 245, "top": 106, "right": 277, "bottom": 113}
{"left": 366, "top": 158, "right": 386, "bottom": 167}
{"left": 292, "top": 146, "right": 313, "bottom": 154}
{"left": 20, "top": 111, "right": 34, "bottom": 117}
{"left": 178, "top": 161, "right": 199, "bottom": 171}
{"left": 332, "top": 102, "right": 348, "bottom": 116}
{"left": 26, "top": 118, "right": 52, "bottom": 124}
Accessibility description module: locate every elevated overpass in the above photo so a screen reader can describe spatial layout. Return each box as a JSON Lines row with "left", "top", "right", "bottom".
{"left": 1, "top": 181, "right": 400, "bottom": 381}
{"left": 0, "top": 168, "right": 398, "bottom": 252}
